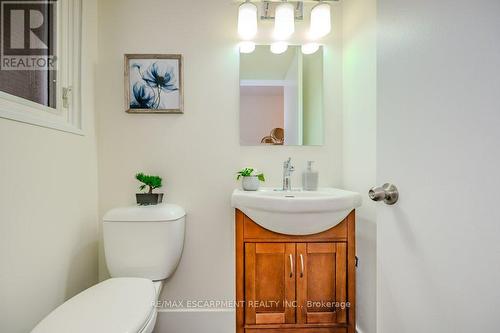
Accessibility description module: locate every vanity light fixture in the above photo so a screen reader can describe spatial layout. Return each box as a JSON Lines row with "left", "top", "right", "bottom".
{"left": 301, "top": 42, "right": 320, "bottom": 54}
{"left": 273, "top": 1, "right": 295, "bottom": 40}
{"left": 238, "top": 1, "right": 258, "bottom": 40}
{"left": 270, "top": 41, "right": 288, "bottom": 54}
{"left": 309, "top": 2, "right": 331, "bottom": 39}
{"left": 239, "top": 41, "right": 256, "bottom": 53}
{"left": 237, "top": 1, "right": 333, "bottom": 54}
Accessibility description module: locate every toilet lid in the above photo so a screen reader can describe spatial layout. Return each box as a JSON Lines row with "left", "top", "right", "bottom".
{"left": 31, "top": 278, "right": 156, "bottom": 333}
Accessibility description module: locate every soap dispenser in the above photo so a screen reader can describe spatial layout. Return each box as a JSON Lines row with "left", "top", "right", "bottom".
{"left": 302, "top": 161, "right": 319, "bottom": 191}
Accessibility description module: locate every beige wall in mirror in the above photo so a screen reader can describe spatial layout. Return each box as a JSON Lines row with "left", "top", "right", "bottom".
{"left": 240, "top": 45, "right": 324, "bottom": 146}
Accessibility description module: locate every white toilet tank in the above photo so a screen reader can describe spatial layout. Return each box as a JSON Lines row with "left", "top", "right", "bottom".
{"left": 103, "top": 204, "right": 185, "bottom": 281}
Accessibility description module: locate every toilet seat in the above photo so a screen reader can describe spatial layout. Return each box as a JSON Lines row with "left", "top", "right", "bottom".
{"left": 31, "top": 277, "right": 156, "bottom": 333}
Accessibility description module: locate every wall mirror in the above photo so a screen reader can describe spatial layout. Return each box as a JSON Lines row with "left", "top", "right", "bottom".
{"left": 239, "top": 45, "right": 324, "bottom": 146}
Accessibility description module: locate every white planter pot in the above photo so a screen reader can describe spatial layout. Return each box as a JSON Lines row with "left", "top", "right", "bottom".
{"left": 242, "top": 176, "right": 260, "bottom": 191}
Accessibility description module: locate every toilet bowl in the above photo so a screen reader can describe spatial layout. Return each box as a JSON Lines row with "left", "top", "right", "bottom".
{"left": 31, "top": 204, "right": 185, "bottom": 333}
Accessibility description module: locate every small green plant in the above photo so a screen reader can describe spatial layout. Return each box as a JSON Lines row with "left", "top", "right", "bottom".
{"left": 135, "top": 172, "right": 163, "bottom": 194}
{"left": 236, "top": 168, "right": 265, "bottom": 182}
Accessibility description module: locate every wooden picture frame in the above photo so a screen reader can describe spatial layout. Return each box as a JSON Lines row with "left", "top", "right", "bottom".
{"left": 124, "top": 54, "right": 183, "bottom": 114}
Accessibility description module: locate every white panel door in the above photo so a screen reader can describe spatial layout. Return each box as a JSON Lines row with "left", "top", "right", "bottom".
{"left": 377, "top": 0, "right": 500, "bottom": 332}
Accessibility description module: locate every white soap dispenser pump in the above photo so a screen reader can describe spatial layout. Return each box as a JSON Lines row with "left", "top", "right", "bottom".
{"left": 302, "top": 161, "right": 319, "bottom": 191}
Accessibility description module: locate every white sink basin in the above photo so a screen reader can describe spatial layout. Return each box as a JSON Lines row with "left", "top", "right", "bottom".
{"left": 231, "top": 187, "right": 362, "bottom": 235}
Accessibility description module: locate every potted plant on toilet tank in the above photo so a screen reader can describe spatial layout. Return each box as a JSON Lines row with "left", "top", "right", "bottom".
{"left": 236, "top": 168, "right": 265, "bottom": 191}
{"left": 135, "top": 172, "right": 164, "bottom": 205}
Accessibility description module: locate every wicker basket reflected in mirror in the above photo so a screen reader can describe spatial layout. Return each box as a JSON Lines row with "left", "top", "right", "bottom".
{"left": 261, "top": 136, "right": 274, "bottom": 144}
{"left": 270, "top": 128, "right": 284, "bottom": 144}
{"left": 261, "top": 128, "right": 284, "bottom": 145}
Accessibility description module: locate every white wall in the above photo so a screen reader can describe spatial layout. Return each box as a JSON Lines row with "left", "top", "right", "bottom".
{"left": 342, "top": 0, "right": 377, "bottom": 332}
{"left": 240, "top": 87, "right": 284, "bottom": 145}
{"left": 0, "top": 1, "right": 99, "bottom": 332}
{"left": 96, "top": 0, "right": 343, "bottom": 331}
{"left": 302, "top": 49, "right": 324, "bottom": 145}
{"left": 284, "top": 50, "right": 301, "bottom": 145}
{"left": 239, "top": 45, "right": 295, "bottom": 80}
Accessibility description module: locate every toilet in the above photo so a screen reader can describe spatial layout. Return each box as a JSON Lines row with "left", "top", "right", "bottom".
{"left": 31, "top": 204, "right": 186, "bottom": 333}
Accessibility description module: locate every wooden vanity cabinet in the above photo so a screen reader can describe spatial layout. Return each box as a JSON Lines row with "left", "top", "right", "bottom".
{"left": 236, "top": 209, "right": 356, "bottom": 333}
{"left": 244, "top": 242, "right": 296, "bottom": 325}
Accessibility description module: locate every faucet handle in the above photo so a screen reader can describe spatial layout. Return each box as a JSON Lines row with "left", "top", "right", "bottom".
{"left": 284, "top": 157, "right": 292, "bottom": 168}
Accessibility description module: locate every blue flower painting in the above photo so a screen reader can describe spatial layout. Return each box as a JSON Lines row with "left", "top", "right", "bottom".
{"left": 126, "top": 55, "right": 183, "bottom": 113}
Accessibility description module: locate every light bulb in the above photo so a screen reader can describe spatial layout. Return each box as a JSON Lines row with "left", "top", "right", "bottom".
{"left": 301, "top": 43, "right": 320, "bottom": 55}
{"left": 239, "top": 41, "right": 256, "bottom": 53}
{"left": 270, "top": 42, "right": 288, "bottom": 54}
{"left": 274, "top": 2, "right": 295, "bottom": 40}
{"left": 310, "top": 3, "right": 331, "bottom": 39}
{"left": 238, "top": 2, "right": 258, "bottom": 40}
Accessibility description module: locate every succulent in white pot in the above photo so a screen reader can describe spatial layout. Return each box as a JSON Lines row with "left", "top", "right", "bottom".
{"left": 236, "top": 168, "right": 265, "bottom": 191}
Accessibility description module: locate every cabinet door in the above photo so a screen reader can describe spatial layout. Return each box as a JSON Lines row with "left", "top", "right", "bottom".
{"left": 297, "top": 242, "right": 347, "bottom": 324}
{"left": 245, "top": 243, "right": 296, "bottom": 325}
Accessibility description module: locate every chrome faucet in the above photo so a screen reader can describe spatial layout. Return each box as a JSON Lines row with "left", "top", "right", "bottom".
{"left": 282, "top": 157, "right": 295, "bottom": 191}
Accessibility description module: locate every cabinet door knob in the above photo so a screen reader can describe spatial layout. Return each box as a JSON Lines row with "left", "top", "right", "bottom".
{"left": 289, "top": 254, "right": 294, "bottom": 278}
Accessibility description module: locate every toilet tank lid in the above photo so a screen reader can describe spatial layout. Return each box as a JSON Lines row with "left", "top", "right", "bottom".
{"left": 103, "top": 204, "right": 186, "bottom": 222}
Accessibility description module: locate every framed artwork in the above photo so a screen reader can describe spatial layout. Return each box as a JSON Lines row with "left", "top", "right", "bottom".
{"left": 125, "top": 54, "right": 183, "bottom": 114}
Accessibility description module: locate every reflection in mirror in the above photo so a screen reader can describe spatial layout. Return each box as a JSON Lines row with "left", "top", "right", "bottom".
{"left": 239, "top": 45, "right": 323, "bottom": 146}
